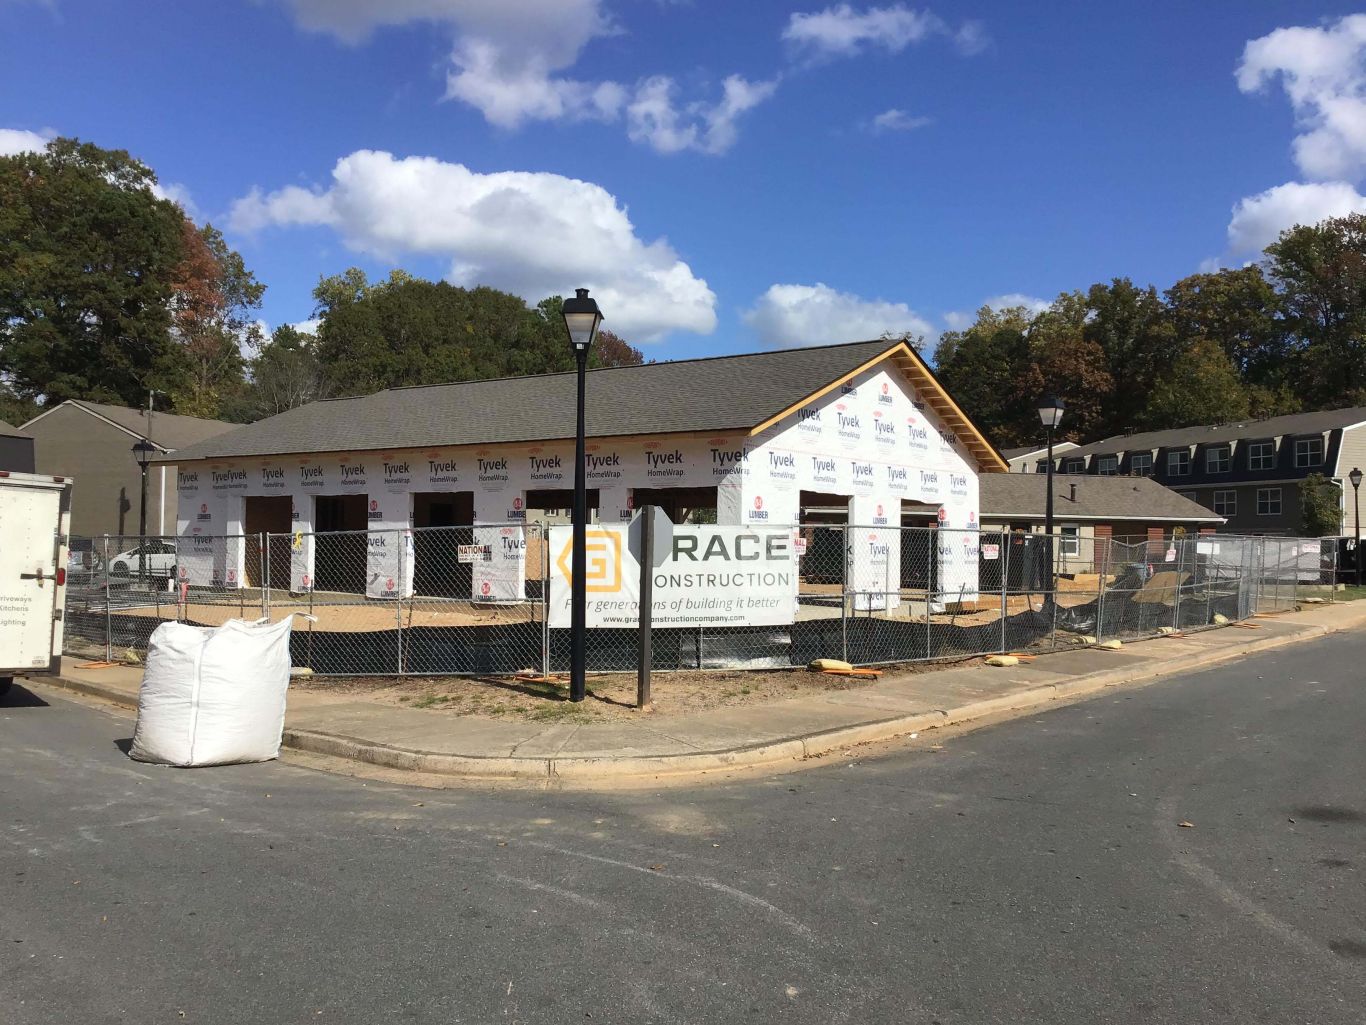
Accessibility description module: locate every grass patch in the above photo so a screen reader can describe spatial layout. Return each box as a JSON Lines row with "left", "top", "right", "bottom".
{"left": 1333, "top": 585, "right": 1366, "bottom": 601}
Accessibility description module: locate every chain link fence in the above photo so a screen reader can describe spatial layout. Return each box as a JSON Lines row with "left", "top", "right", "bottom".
{"left": 62, "top": 525, "right": 1343, "bottom": 676}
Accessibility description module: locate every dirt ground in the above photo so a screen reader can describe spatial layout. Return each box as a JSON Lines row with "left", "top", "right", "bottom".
{"left": 290, "top": 656, "right": 987, "bottom": 723}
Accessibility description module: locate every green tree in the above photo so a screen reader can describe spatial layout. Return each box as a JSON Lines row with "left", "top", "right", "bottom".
{"left": 0, "top": 138, "right": 187, "bottom": 407}
{"left": 310, "top": 270, "right": 640, "bottom": 396}
{"left": 932, "top": 305, "right": 1036, "bottom": 447}
{"left": 1143, "top": 337, "right": 1250, "bottom": 429}
{"left": 1299, "top": 471, "right": 1342, "bottom": 536}
{"left": 1164, "top": 267, "right": 1290, "bottom": 395}
{"left": 1083, "top": 278, "right": 1179, "bottom": 435}
{"left": 1020, "top": 292, "right": 1115, "bottom": 443}
{"left": 237, "top": 324, "right": 328, "bottom": 419}
{"left": 1264, "top": 214, "right": 1366, "bottom": 409}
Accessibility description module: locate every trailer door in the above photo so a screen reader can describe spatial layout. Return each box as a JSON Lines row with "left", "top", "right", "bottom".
{"left": 0, "top": 483, "right": 63, "bottom": 673}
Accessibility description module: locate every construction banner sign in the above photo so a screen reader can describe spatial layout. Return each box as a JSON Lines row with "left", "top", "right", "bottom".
{"left": 548, "top": 525, "right": 797, "bottom": 629}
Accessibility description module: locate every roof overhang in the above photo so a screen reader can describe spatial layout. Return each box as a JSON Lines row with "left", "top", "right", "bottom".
{"left": 981, "top": 512, "right": 1226, "bottom": 524}
{"left": 746, "top": 340, "right": 1010, "bottom": 473}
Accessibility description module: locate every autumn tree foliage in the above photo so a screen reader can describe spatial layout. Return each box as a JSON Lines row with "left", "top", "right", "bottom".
{"left": 0, "top": 137, "right": 264, "bottom": 420}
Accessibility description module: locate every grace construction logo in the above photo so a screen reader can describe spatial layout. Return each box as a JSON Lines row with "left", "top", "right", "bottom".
{"left": 556, "top": 530, "right": 623, "bottom": 593}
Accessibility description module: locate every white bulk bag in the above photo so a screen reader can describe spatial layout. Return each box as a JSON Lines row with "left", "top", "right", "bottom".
{"left": 130, "top": 616, "right": 298, "bottom": 766}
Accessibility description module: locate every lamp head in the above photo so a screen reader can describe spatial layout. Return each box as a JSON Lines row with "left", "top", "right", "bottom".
{"left": 1037, "top": 394, "right": 1065, "bottom": 430}
{"left": 561, "top": 288, "right": 603, "bottom": 353}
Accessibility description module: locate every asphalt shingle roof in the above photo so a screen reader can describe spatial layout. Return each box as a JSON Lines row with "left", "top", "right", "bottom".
{"left": 166, "top": 339, "right": 904, "bottom": 462}
{"left": 980, "top": 473, "right": 1222, "bottom": 523}
{"left": 0, "top": 418, "right": 29, "bottom": 439}
{"left": 24, "top": 401, "right": 237, "bottom": 452}
{"left": 1063, "top": 405, "right": 1366, "bottom": 459}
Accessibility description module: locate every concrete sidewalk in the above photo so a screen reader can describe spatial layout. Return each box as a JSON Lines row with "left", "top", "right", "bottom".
{"left": 29, "top": 602, "right": 1366, "bottom": 784}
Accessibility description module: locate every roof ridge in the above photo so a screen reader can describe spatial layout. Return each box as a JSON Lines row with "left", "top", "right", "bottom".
{"left": 371, "top": 338, "right": 896, "bottom": 397}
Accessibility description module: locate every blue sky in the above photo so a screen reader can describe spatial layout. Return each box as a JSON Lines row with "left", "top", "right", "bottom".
{"left": 4, "top": 1, "right": 1366, "bottom": 358}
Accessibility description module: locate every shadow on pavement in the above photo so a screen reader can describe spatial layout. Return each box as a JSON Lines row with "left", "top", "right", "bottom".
{"left": 0, "top": 683, "right": 50, "bottom": 708}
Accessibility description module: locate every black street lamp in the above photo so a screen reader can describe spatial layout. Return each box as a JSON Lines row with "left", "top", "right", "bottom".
{"left": 1032, "top": 396, "right": 1065, "bottom": 546}
{"left": 1351, "top": 466, "right": 1362, "bottom": 587}
{"left": 132, "top": 438, "right": 157, "bottom": 585}
{"left": 561, "top": 288, "right": 603, "bottom": 703}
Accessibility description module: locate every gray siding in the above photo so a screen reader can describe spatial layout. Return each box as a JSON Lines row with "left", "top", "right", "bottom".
{"left": 0, "top": 435, "right": 35, "bottom": 473}
{"left": 27, "top": 405, "right": 176, "bottom": 538}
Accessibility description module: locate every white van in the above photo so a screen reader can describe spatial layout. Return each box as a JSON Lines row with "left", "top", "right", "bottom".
{"left": 0, "top": 472, "right": 72, "bottom": 697}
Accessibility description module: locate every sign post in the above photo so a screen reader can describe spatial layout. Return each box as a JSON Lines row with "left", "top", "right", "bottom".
{"left": 630, "top": 505, "right": 673, "bottom": 709}
{"left": 637, "top": 507, "right": 654, "bottom": 708}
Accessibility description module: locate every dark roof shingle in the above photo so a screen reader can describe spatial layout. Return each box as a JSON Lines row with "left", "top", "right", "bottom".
{"left": 24, "top": 400, "right": 237, "bottom": 451}
{"left": 166, "top": 340, "right": 899, "bottom": 461}
{"left": 1064, "top": 405, "right": 1366, "bottom": 459}
{"left": 980, "top": 473, "right": 1222, "bottom": 523}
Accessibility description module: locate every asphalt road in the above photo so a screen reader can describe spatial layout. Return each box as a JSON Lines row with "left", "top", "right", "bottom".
{"left": 3, "top": 634, "right": 1365, "bottom": 1024}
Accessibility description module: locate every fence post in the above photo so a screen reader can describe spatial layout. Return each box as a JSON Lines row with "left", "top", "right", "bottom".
{"left": 102, "top": 534, "right": 112, "bottom": 663}
{"left": 260, "top": 532, "right": 269, "bottom": 619}
{"left": 1093, "top": 533, "right": 1106, "bottom": 643}
{"left": 541, "top": 524, "right": 551, "bottom": 679}
{"left": 840, "top": 524, "right": 849, "bottom": 663}
{"left": 395, "top": 529, "right": 404, "bottom": 677}
{"left": 998, "top": 531, "right": 1009, "bottom": 654}
{"left": 1172, "top": 537, "right": 1183, "bottom": 632}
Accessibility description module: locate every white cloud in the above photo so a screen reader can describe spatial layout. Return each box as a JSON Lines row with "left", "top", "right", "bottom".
{"left": 0, "top": 127, "right": 51, "bottom": 156}
{"left": 782, "top": 3, "right": 985, "bottom": 61}
{"left": 149, "top": 180, "right": 198, "bottom": 218}
{"left": 1225, "top": 179, "right": 1366, "bottom": 255}
{"left": 783, "top": 3, "right": 942, "bottom": 58}
{"left": 1237, "top": 14, "right": 1366, "bottom": 181}
{"left": 744, "top": 282, "right": 934, "bottom": 348}
{"left": 278, "top": 0, "right": 767, "bottom": 153}
{"left": 228, "top": 148, "right": 716, "bottom": 341}
{"left": 982, "top": 292, "right": 1049, "bottom": 315}
{"left": 866, "top": 108, "right": 931, "bottom": 133}
{"left": 290, "top": 318, "right": 321, "bottom": 335}
{"left": 627, "top": 74, "right": 779, "bottom": 155}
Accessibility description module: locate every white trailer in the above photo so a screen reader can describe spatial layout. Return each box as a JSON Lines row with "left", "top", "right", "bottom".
{"left": 0, "top": 471, "right": 72, "bottom": 697}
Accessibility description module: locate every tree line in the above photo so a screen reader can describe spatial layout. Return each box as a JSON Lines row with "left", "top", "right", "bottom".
{"left": 0, "top": 139, "right": 643, "bottom": 427}
{"left": 934, "top": 215, "right": 1366, "bottom": 448}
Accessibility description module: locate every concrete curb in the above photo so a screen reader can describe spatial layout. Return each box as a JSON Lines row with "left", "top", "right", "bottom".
{"left": 34, "top": 618, "right": 1338, "bottom": 783}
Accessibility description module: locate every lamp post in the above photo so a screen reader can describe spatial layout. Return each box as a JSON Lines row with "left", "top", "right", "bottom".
{"left": 132, "top": 438, "right": 157, "bottom": 586}
{"left": 1351, "top": 466, "right": 1363, "bottom": 587}
{"left": 561, "top": 288, "right": 603, "bottom": 703}
{"left": 1037, "top": 395, "right": 1065, "bottom": 577}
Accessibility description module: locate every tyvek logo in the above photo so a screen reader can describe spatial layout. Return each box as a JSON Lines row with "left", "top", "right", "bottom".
{"left": 556, "top": 531, "right": 622, "bottom": 592}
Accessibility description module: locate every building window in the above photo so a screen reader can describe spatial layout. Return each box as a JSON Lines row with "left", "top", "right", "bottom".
{"left": 1167, "top": 450, "right": 1191, "bottom": 476}
{"left": 1206, "top": 445, "right": 1231, "bottom": 474}
{"left": 1034, "top": 459, "right": 1047, "bottom": 474}
{"left": 1212, "top": 490, "right": 1237, "bottom": 516}
{"left": 1294, "top": 437, "right": 1323, "bottom": 468}
{"left": 1248, "top": 440, "right": 1275, "bottom": 471}
{"left": 1130, "top": 452, "right": 1153, "bottom": 476}
{"left": 1060, "top": 524, "right": 1080, "bottom": 556}
{"left": 1257, "top": 487, "right": 1282, "bottom": 516}
{"left": 1096, "top": 455, "right": 1118, "bottom": 475}
{"left": 1064, "top": 458, "right": 1085, "bottom": 473}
